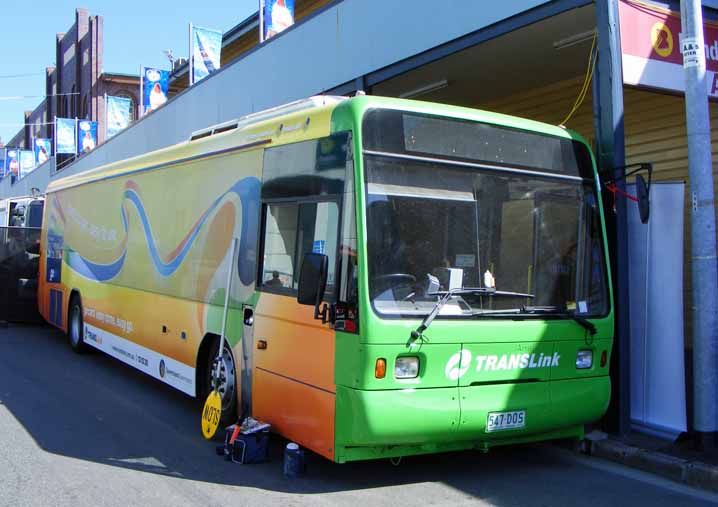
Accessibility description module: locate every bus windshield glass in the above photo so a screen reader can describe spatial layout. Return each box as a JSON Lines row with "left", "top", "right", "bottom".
{"left": 362, "top": 110, "right": 608, "bottom": 319}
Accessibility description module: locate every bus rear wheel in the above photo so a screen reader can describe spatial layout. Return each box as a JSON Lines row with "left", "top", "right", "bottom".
{"left": 68, "top": 295, "right": 89, "bottom": 354}
{"left": 204, "top": 339, "right": 238, "bottom": 427}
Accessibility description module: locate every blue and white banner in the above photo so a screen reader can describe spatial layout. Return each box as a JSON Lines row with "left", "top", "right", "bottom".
{"left": 141, "top": 66, "right": 169, "bottom": 115}
{"left": 262, "top": 0, "right": 295, "bottom": 40}
{"left": 4, "top": 149, "right": 19, "bottom": 179}
{"left": 190, "top": 25, "right": 222, "bottom": 84}
{"left": 33, "top": 138, "right": 52, "bottom": 165}
{"left": 77, "top": 120, "right": 98, "bottom": 154}
{"left": 19, "top": 150, "right": 35, "bottom": 179}
{"left": 0, "top": 148, "right": 5, "bottom": 178}
{"left": 106, "top": 96, "right": 132, "bottom": 138}
{"left": 55, "top": 118, "right": 77, "bottom": 154}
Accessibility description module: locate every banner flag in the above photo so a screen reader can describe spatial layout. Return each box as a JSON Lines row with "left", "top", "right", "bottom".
{"left": 190, "top": 25, "right": 222, "bottom": 84}
{"left": 55, "top": 118, "right": 77, "bottom": 154}
{"left": 33, "top": 138, "right": 52, "bottom": 165}
{"left": 0, "top": 148, "right": 5, "bottom": 178}
{"left": 4, "top": 149, "right": 19, "bottom": 179}
{"left": 141, "top": 66, "right": 169, "bottom": 115}
{"left": 106, "top": 96, "right": 132, "bottom": 138}
{"left": 19, "top": 149, "right": 34, "bottom": 179}
{"left": 77, "top": 120, "right": 98, "bottom": 154}
{"left": 261, "top": 0, "right": 294, "bottom": 41}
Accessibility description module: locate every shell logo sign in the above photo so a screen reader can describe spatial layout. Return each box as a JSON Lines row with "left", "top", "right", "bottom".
{"left": 650, "top": 22, "right": 674, "bottom": 58}
{"left": 619, "top": 0, "right": 718, "bottom": 97}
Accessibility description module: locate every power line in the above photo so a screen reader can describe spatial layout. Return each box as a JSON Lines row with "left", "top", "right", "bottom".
{"left": 0, "top": 72, "right": 45, "bottom": 78}
{"left": 0, "top": 92, "right": 81, "bottom": 101}
{"left": 0, "top": 121, "right": 56, "bottom": 127}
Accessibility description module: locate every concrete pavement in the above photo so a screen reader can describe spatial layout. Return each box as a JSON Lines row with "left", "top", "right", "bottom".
{"left": 1, "top": 324, "right": 716, "bottom": 507}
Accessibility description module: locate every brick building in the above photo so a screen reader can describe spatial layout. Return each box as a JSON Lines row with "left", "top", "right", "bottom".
{"left": 8, "top": 8, "right": 140, "bottom": 164}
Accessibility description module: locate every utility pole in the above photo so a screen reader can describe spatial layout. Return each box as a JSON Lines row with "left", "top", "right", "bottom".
{"left": 680, "top": 0, "right": 718, "bottom": 450}
{"left": 594, "top": 0, "right": 630, "bottom": 436}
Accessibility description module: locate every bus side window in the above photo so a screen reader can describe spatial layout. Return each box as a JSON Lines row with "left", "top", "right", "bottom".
{"left": 260, "top": 201, "right": 339, "bottom": 298}
{"left": 261, "top": 203, "right": 299, "bottom": 290}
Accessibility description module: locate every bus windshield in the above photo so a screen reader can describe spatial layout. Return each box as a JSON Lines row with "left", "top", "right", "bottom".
{"left": 362, "top": 111, "right": 608, "bottom": 319}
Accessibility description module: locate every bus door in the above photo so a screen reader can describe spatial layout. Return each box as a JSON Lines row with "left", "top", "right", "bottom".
{"left": 252, "top": 198, "right": 341, "bottom": 459}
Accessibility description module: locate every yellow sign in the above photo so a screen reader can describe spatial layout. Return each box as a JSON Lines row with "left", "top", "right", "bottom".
{"left": 651, "top": 22, "right": 673, "bottom": 58}
{"left": 201, "top": 390, "right": 222, "bottom": 439}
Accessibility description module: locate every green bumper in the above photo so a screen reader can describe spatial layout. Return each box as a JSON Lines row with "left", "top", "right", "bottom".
{"left": 334, "top": 376, "right": 610, "bottom": 462}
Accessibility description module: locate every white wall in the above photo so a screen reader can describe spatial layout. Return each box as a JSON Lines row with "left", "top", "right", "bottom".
{"left": 1, "top": 0, "right": 548, "bottom": 197}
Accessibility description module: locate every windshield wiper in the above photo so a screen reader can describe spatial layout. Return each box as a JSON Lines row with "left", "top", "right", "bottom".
{"left": 520, "top": 305, "right": 597, "bottom": 336}
{"left": 409, "top": 288, "right": 534, "bottom": 344}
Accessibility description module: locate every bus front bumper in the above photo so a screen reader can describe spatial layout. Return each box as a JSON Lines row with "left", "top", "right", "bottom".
{"left": 334, "top": 376, "right": 610, "bottom": 461}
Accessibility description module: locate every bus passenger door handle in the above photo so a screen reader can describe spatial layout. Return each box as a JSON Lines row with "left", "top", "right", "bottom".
{"left": 257, "top": 339, "right": 267, "bottom": 350}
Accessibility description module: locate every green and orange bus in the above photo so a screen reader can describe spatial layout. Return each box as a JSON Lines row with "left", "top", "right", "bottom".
{"left": 38, "top": 95, "right": 612, "bottom": 462}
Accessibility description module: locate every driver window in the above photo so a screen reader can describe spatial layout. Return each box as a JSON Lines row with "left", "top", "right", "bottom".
{"left": 260, "top": 201, "right": 339, "bottom": 296}
{"left": 262, "top": 204, "right": 299, "bottom": 290}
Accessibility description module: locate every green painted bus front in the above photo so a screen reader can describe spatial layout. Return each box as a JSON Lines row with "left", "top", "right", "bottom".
{"left": 328, "top": 97, "right": 613, "bottom": 462}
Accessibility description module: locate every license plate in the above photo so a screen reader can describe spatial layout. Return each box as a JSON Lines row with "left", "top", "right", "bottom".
{"left": 486, "top": 410, "right": 526, "bottom": 432}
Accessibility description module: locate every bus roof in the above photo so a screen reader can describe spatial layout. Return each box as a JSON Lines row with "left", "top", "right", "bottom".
{"left": 46, "top": 95, "right": 589, "bottom": 194}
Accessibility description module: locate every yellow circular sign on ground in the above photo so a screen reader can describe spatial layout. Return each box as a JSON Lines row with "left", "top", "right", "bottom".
{"left": 651, "top": 22, "right": 674, "bottom": 58}
{"left": 201, "top": 390, "right": 222, "bottom": 440}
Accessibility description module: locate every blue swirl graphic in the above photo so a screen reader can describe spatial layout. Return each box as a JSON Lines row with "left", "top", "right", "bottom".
{"left": 66, "top": 176, "right": 261, "bottom": 283}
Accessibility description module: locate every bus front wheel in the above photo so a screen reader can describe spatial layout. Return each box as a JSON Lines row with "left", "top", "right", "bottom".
{"left": 68, "top": 295, "right": 89, "bottom": 354}
{"left": 203, "top": 339, "right": 238, "bottom": 427}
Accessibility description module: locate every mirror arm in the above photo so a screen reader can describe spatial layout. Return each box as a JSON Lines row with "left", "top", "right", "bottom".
{"left": 600, "top": 162, "right": 653, "bottom": 186}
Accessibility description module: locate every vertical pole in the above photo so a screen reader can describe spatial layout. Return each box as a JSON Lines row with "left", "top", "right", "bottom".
{"left": 259, "top": 0, "right": 265, "bottom": 43}
{"left": 680, "top": 0, "right": 718, "bottom": 450}
{"left": 354, "top": 76, "right": 367, "bottom": 95}
{"left": 189, "top": 23, "right": 194, "bottom": 86}
{"left": 139, "top": 65, "right": 144, "bottom": 119}
{"left": 215, "top": 238, "right": 239, "bottom": 383}
{"left": 103, "top": 92, "right": 107, "bottom": 143}
{"left": 593, "top": 0, "right": 630, "bottom": 435}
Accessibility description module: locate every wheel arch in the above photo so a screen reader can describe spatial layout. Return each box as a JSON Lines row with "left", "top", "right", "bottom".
{"left": 65, "top": 288, "right": 81, "bottom": 332}
{"left": 195, "top": 332, "right": 220, "bottom": 399}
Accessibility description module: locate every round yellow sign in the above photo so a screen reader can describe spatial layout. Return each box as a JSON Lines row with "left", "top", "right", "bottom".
{"left": 201, "top": 390, "right": 222, "bottom": 440}
{"left": 651, "top": 22, "right": 674, "bottom": 58}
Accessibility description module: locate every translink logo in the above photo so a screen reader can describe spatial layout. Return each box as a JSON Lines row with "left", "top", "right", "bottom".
{"left": 445, "top": 350, "right": 472, "bottom": 380}
{"left": 444, "top": 350, "right": 560, "bottom": 380}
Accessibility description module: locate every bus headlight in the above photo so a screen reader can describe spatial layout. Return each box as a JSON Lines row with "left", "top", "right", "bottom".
{"left": 395, "top": 356, "right": 419, "bottom": 378}
{"left": 576, "top": 350, "right": 593, "bottom": 369}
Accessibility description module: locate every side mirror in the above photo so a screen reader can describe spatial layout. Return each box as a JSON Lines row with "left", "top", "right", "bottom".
{"left": 636, "top": 174, "right": 650, "bottom": 224}
{"left": 297, "top": 252, "right": 330, "bottom": 321}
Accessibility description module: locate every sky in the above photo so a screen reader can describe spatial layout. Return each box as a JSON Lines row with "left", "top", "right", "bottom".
{"left": 0, "top": 0, "right": 257, "bottom": 145}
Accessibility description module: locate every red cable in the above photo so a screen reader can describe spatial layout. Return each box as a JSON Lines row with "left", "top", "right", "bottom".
{"left": 606, "top": 182, "right": 639, "bottom": 202}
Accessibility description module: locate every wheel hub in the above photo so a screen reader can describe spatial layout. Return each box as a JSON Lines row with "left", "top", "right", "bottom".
{"left": 212, "top": 347, "right": 236, "bottom": 405}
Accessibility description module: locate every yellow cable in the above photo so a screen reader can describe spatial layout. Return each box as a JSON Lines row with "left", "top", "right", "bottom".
{"left": 559, "top": 31, "right": 598, "bottom": 127}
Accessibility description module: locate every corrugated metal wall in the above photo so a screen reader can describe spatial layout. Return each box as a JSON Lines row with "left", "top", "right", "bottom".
{"left": 480, "top": 76, "right": 718, "bottom": 345}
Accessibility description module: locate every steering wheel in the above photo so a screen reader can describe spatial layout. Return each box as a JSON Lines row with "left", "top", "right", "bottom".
{"left": 370, "top": 273, "right": 416, "bottom": 298}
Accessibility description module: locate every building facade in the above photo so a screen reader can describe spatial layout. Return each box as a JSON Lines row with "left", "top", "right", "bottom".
{"left": 4, "top": 8, "right": 140, "bottom": 166}
{"left": 2, "top": 0, "right": 717, "bottom": 445}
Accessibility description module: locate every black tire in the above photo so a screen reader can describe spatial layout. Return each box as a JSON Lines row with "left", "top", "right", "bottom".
{"left": 68, "top": 294, "right": 89, "bottom": 354}
{"left": 203, "top": 338, "right": 238, "bottom": 427}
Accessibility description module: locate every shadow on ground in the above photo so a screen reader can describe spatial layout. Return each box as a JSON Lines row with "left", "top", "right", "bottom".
{"left": 0, "top": 325, "right": 710, "bottom": 507}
